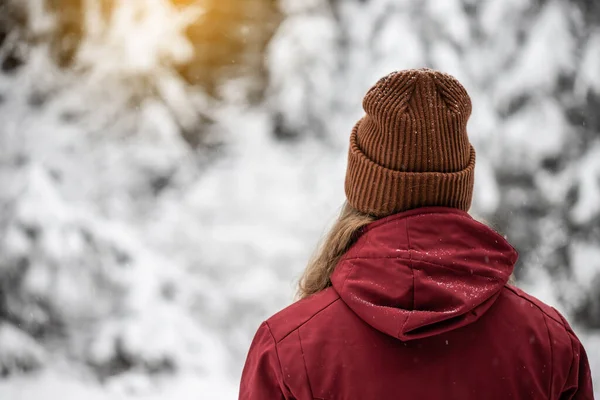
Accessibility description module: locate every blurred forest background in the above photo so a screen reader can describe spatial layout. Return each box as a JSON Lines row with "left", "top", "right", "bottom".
{"left": 0, "top": 0, "right": 599, "bottom": 398}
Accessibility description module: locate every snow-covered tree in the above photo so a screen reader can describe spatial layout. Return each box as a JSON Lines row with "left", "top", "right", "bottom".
{"left": 0, "top": 0, "right": 599, "bottom": 397}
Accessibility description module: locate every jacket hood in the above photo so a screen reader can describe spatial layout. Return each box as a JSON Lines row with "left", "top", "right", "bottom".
{"left": 331, "top": 207, "right": 518, "bottom": 341}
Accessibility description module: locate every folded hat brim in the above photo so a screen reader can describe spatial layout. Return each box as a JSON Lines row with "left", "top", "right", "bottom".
{"left": 345, "top": 119, "right": 476, "bottom": 217}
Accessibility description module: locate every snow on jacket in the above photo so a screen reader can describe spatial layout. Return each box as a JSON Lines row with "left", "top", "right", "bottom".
{"left": 239, "top": 207, "right": 594, "bottom": 399}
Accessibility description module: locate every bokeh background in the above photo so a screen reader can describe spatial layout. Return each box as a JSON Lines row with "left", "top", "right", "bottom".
{"left": 0, "top": 0, "right": 599, "bottom": 398}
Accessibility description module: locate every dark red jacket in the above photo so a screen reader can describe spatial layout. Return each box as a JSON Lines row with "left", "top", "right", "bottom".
{"left": 240, "top": 208, "right": 594, "bottom": 399}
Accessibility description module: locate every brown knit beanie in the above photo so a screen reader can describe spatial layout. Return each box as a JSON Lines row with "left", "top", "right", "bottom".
{"left": 345, "top": 68, "right": 476, "bottom": 217}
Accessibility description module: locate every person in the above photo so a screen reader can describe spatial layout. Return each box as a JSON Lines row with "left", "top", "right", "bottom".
{"left": 238, "top": 68, "right": 594, "bottom": 399}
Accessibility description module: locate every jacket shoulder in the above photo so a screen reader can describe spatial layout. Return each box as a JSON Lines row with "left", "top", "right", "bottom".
{"left": 504, "top": 284, "right": 565, "bottom": 326}
{"left": 503, "top": 285, "right": 593, "bottom": 398}
{"left": 266, "top": 287, "right": 340, "bottom": 343}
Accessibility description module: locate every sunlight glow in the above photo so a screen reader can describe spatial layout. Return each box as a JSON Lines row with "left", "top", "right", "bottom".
{"left": 77, "top": 0, "right": 204, "bottom": 75}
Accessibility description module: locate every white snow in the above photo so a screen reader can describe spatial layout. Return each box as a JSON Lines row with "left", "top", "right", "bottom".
{"left": 502, "top": 99, "right": 568, "bottom": 167}
{"left": 0, "top": 0, "right": 599, "bottom": 398}
{"left": 494, "top": 1, "right": 576, "bottom": 101}
{"left": 571, "top": 142, "right": 600, "bottom": 225}
{"left": 0, "top": 324, "right": 47, "bottom": 375}
{"left": 577, "top": 29, "right": 600, "bottom": 95}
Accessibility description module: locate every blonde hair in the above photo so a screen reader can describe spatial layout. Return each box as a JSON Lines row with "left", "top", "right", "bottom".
{"left": 297, "top": 202, "right": 375, "bottom": 299}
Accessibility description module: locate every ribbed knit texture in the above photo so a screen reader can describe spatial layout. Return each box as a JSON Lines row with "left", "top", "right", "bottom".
{"left": 345, "top": 68, "right": 476, "bottom": 216}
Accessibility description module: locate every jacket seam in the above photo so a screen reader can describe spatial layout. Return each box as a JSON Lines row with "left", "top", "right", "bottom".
{"left": 504, "top": 286, "right": 578, "bottom": 398}
{"left": 340, "top": 261, "right": 356, "bottom": 293}
{"left": 342, "top": 253, "right": 411, "bottom": 262}
{"left": 297, "top": 329, "right": 317, "bottom": 399}
{"left": 400, "top": 218, "right": 414, "bottom": 336}
{"left": 405, "top": 218, "right": 414, "bottom": 308}
{"left": 503, "top": 286, "right": 563, "bottom": 325}
{"left": 541, "top": 314, "right": 554, "bottom": 400}
{"left": 557, "top": 313, "right": 577, "bottom": 395}
{"left": 264, "top": 321, "right": 289, "bottom": 396}
{"left": 275, "top": 297, "right": 341, "bottom": 343}
{"left": 341, "top": 255, "right": 504, "bottom": 282}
